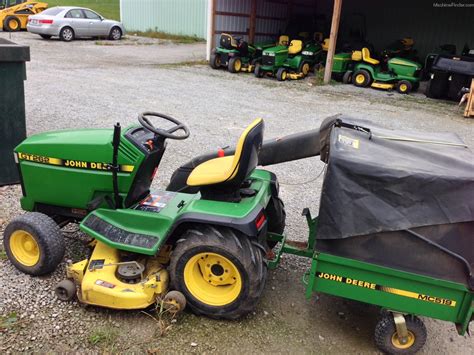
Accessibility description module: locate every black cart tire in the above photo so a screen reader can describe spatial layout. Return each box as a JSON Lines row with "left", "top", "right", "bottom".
{"left": 4, "top": 16, "right": 21, "bottom": 32}
{"left": 342, "top": 70, "right": 353, "bottom": 84}
{"left": 55, "top": 279, "right": 76, "bottom": 301}
{"left": 3, "top": 212, "right": 65, "bottom": 276}
{"left": 396, "top": 80, "right": 412, "bottom": 94}
{"left": 375, "top": 315, "right": 427, "bottom": 354}
{"left": 276, "top": 67, "right": 288, "bottom": 81}
{"left": 59, "top": 26, "right": 74, "bottom": 42}
{"left": 254, "top": 63, "right": 264, "bottom": 78}
{"left": 210, "top": 53, "right": 221, "bottom": 69}
{"left": 169, "top": 225, "right": 267, "bottom": 320}
{"left": 266, "top": 197, "right": 286, "bottom": 249}
{"left": 40, "top": 34, "right": 52, "bottom": 40}
{"left": 228, "top": 57, "right": 242, "bottom": 73}
{"left": 109, "top": 26, "right": 122, "bottom": 40}
{"left": 353, "top": 69, "right": 371, "bottom": 87}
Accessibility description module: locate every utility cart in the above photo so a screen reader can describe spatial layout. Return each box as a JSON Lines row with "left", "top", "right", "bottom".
{"left": 266, "top": 117, "right": 474, "bottom": 353}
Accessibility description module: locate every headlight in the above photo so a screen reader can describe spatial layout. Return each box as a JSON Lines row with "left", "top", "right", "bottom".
{"left": 264, "top": 52, "right": 275, "bottom": 57}
{"left": 302, "top": 51, "right": 313, "bottom": 56}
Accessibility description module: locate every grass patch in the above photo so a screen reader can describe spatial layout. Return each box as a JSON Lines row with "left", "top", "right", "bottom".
{"left": 0, "top": 312, "right": 21, "bottom": 331}
{"left": 88, "top": 326, "right": 118, "bottom": 348}
{"left": 131, "top": 30, "right": 205, "bottom": 44}
{"left": 46, "top": 0, "right": 119, "bottom": 20}
{"left": 155, "top": 60, "right": 208, "bottom": 68}
{"left": 0, "top": 249, "right": 6, "bottom": 260}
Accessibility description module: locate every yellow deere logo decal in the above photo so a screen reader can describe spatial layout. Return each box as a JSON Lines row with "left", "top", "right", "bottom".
{"left": 17, "top": 152, "right": 134, "bottom": 173}
{"left": 316, "top": 272, "right": 456, "bottom": 307}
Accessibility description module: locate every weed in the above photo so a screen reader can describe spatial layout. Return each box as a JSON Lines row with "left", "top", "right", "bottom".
{"left": 0, "top": 312, "right": 22, "bottom": 332}
{"left": 131, "top": 30, "right": 205, "bottom": 44}
{"left": 88, "top": 326, "right": 118, "bottom": 348}
{"left": 154, "top": 60, "right": 208, "bottom": 69}
{"left": 0, "top": 249, "right": 6, "bottom": 260}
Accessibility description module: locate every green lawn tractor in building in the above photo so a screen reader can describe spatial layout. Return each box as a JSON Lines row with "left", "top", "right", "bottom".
{"left": 331, "top": 52, "right": 355, "bottom": 82}
{"left": 254, "top": 39, "right": 324, "bottom": 81}
{"left": 210, "top": 33, "right": 289, "bottom": 74}
{"left": 346, "top": 48, "right": 422, "bottom": 94}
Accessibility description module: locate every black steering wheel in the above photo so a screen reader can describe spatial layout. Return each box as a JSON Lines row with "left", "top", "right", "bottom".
{"left": 138, "top": 112, "right": 190, "bottom": 140}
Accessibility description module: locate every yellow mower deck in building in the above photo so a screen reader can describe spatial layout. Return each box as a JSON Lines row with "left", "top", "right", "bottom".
{"left": 0, "top": 1, "right": 47, "bottom": 32}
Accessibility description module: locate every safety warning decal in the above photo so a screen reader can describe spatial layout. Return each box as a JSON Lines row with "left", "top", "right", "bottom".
{"left": 316, "top": 272, "right": 456, "bottom": 307}
{"left": 338, "top": 135, "right": 360, "bottom": 149}
{"left": 135, "top": 191, "right": 176, "bottom": 213}
{"left": 16, "top": 152, "right": 134, "bottom": 173}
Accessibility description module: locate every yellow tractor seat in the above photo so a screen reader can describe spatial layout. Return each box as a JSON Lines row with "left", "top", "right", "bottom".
{"left": 362, "top": 47, "right": 379, "bottom": 65}
{"left": 351, "top": 50, "right": 362, "bottom": 61}
{"left": 322, "top": 38, "right": 330, "bottom": 51}
{"left": 288, "top": 40, "right": 303, "bottom": 55}
{"left": 187, "top": 119, "right": 264, "bottom": 193}
{"left": 220, "top": 33, "right": 239, "bottom": 49}
{"left": 278, "top": 35, "right": 289, "bottom": 46}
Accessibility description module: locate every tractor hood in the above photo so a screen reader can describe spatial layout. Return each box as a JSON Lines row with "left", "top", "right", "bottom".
{"left": 15, "top": 129, "right": 116, "bottom": 163}
{"left": 263, "top": 45, "right": 288, "bottom": 56}
{"left": 388, "top": 57, "right": 422, "bottom": 69}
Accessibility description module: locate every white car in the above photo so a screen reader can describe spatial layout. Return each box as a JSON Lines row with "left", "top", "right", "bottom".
{"left": 27, "top": 6, "right": 125, "bottom": 41}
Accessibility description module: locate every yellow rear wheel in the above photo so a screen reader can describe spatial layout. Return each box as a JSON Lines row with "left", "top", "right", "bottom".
{"left": 169, "top": 225, "right": 267, "bottom": 319}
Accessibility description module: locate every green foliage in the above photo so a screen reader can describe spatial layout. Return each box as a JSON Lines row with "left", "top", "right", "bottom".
{"left": 46, "top": 0, "right": 120, "bottom": 21}
{"left": 0, "top": 248, "right": 7, "bottom": 260}
{"left": 131, "top": 30, "right": 205, "bottom": 44}
{"left": 0, "top": 312, "right": 19, "bottom": 331}
{"left": 88, "top": 326, "right": 118, "bottom": 347}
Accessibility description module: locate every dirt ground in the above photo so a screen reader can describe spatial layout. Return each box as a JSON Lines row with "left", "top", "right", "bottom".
{"left": 0, "top": 32, "right": 473, "bottom": 354}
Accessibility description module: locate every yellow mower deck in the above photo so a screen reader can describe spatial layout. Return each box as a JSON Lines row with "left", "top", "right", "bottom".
{"left": 66, "top": 241, "right": 169, "bottom": 309}
{"left": 371, "top": 82, "right": 395, "bottom": 90}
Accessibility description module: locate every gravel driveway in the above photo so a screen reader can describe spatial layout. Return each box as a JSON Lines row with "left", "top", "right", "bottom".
{"left": 0, "top": 32, "right": 473, "bottom": 354}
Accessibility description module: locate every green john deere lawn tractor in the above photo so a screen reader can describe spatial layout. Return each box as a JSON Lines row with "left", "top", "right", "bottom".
{"left": 254, "top": 39, "right": 324, "bottom": 81}
{"left": 210, "top": 33, "right": 288, "bottom": 73}
{"left": 346, "top": 48, "right": 422, "bottom": 94}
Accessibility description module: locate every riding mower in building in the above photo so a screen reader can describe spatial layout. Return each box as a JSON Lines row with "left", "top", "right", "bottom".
{"left": 0, "top": 0, "right": 47, "bottom": 32}
{"left": 254, "top": 38, "right": 324, "bottom": 81}
{"left": 210, "top": 33, "right": 289, "bottom": 74}
{"left": 345, "top": 47, "right": 422, "bottom": 94}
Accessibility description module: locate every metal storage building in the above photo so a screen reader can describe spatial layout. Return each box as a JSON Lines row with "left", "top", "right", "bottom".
{"left": 121, "top": 0, "right": 474, "bottom": 83}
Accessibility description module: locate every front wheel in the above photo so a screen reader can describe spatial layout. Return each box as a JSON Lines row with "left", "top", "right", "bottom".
{"left": 109, "top": 26, "right": 122, "bottom": 40}
{"left": 375, "top": 315, "right": 427, "bottom": 354}
{"left": 353, "top": 69, "right": 371, "bottom": 87}
{"left": 228, "top": 57, "right": 242, "bottom": 73}
{"left": 3, "top": 212, "right": 65, "bottom": 275}
{"left": 209, "top": 53, "right": 221, "bottom": 69}
{"left": 276, "top": 67, "right": 288, "bottom": 81}
{"left": 169, "top": 225, "right": 267, "bottom": 320}
{"left": 396, "top": 80, "right": 412, "bottom": 94}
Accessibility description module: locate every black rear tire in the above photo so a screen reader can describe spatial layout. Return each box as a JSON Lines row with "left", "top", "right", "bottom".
{"left": 266, "top": 197, "right": 286, "bottom": 249}
{"left": 3, "top": 212, "right": 65, "bottom": 276}
{"left": 59, "top": 27, "right": 74, "bottom": 42}
{"left": 375, "top": 315, "right": 427, "bottom": 354}
{"left": 4, "top": 16, "right": 21, "bottom": 32}
{"left": 342, "top": 70, "right": 353, "bottom": 84}
{"left": 169, "top": 225, "right": 267, "bottom": 320}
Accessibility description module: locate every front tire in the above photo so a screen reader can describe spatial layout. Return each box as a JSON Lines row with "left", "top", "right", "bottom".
{"left": 3, "top": 212, "right": 65, "bottom": 276}
{"left": 228, "top": 57, "right": 242, "bottom": 73}
{"left": 209, "top": 53, "right": 221, "bottom": 69}
{"left": 59, "top": 27, "right": 74, "bottom": 42}
{"left": 276, "top": 67, "right": 288, "bottom": 81}
{"left": 397, "top": 80, "right": 412, "bottom": 94}
{"left": 169, "top": 225, "right": 267, "bottom": 320}
{"left": 109, "top": 26, "right": 122, "bottom": 40}
{"left": 353, "top": 69, "right": 371, "bottom": 87}
{"left": 375, "top": 315, "right": 427, "bottom": 354}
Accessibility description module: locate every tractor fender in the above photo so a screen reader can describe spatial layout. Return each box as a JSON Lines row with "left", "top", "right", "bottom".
{"left": 354, "top": 63, "right": 375, "bottom": 79}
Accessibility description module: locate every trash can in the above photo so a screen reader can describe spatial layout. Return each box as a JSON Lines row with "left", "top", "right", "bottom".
{"left": 0, "top": 38, "right": 30, "bottom": 186}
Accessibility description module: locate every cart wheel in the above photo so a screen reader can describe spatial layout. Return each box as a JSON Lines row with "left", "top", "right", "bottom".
{"left": 163, "top": 290, "right": 187, "bottom": 313}
{"left": 353, "top": 69, "right": 371, "bottom": 87}
{"left": 55, "top": 279, "right": 76, "bottom": 301}
{"left": 228, "top": 57, "right": 242, "bottom": 73}
{"left": 276, "top": 68, "right": 288, "bottom": 81}
{"left": 169, "top": 225, "right": 267, "bottom": 320}
{"left": 397, "top": 80, "right": 412, "bottom": 94}
{"left": 3, "top": 212, "right": 65, "bottom": 276}
{"left": 209, "top": 53, "right": 221, "bottom": 69}
{"left": 254, "top": 63, "right": 264, "bottom": 78}
{"left": 375, "top": 315, "right": 427, "bottom": 354}
{"left": 342, "top": 71, "right": 353, "bottom": 84}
